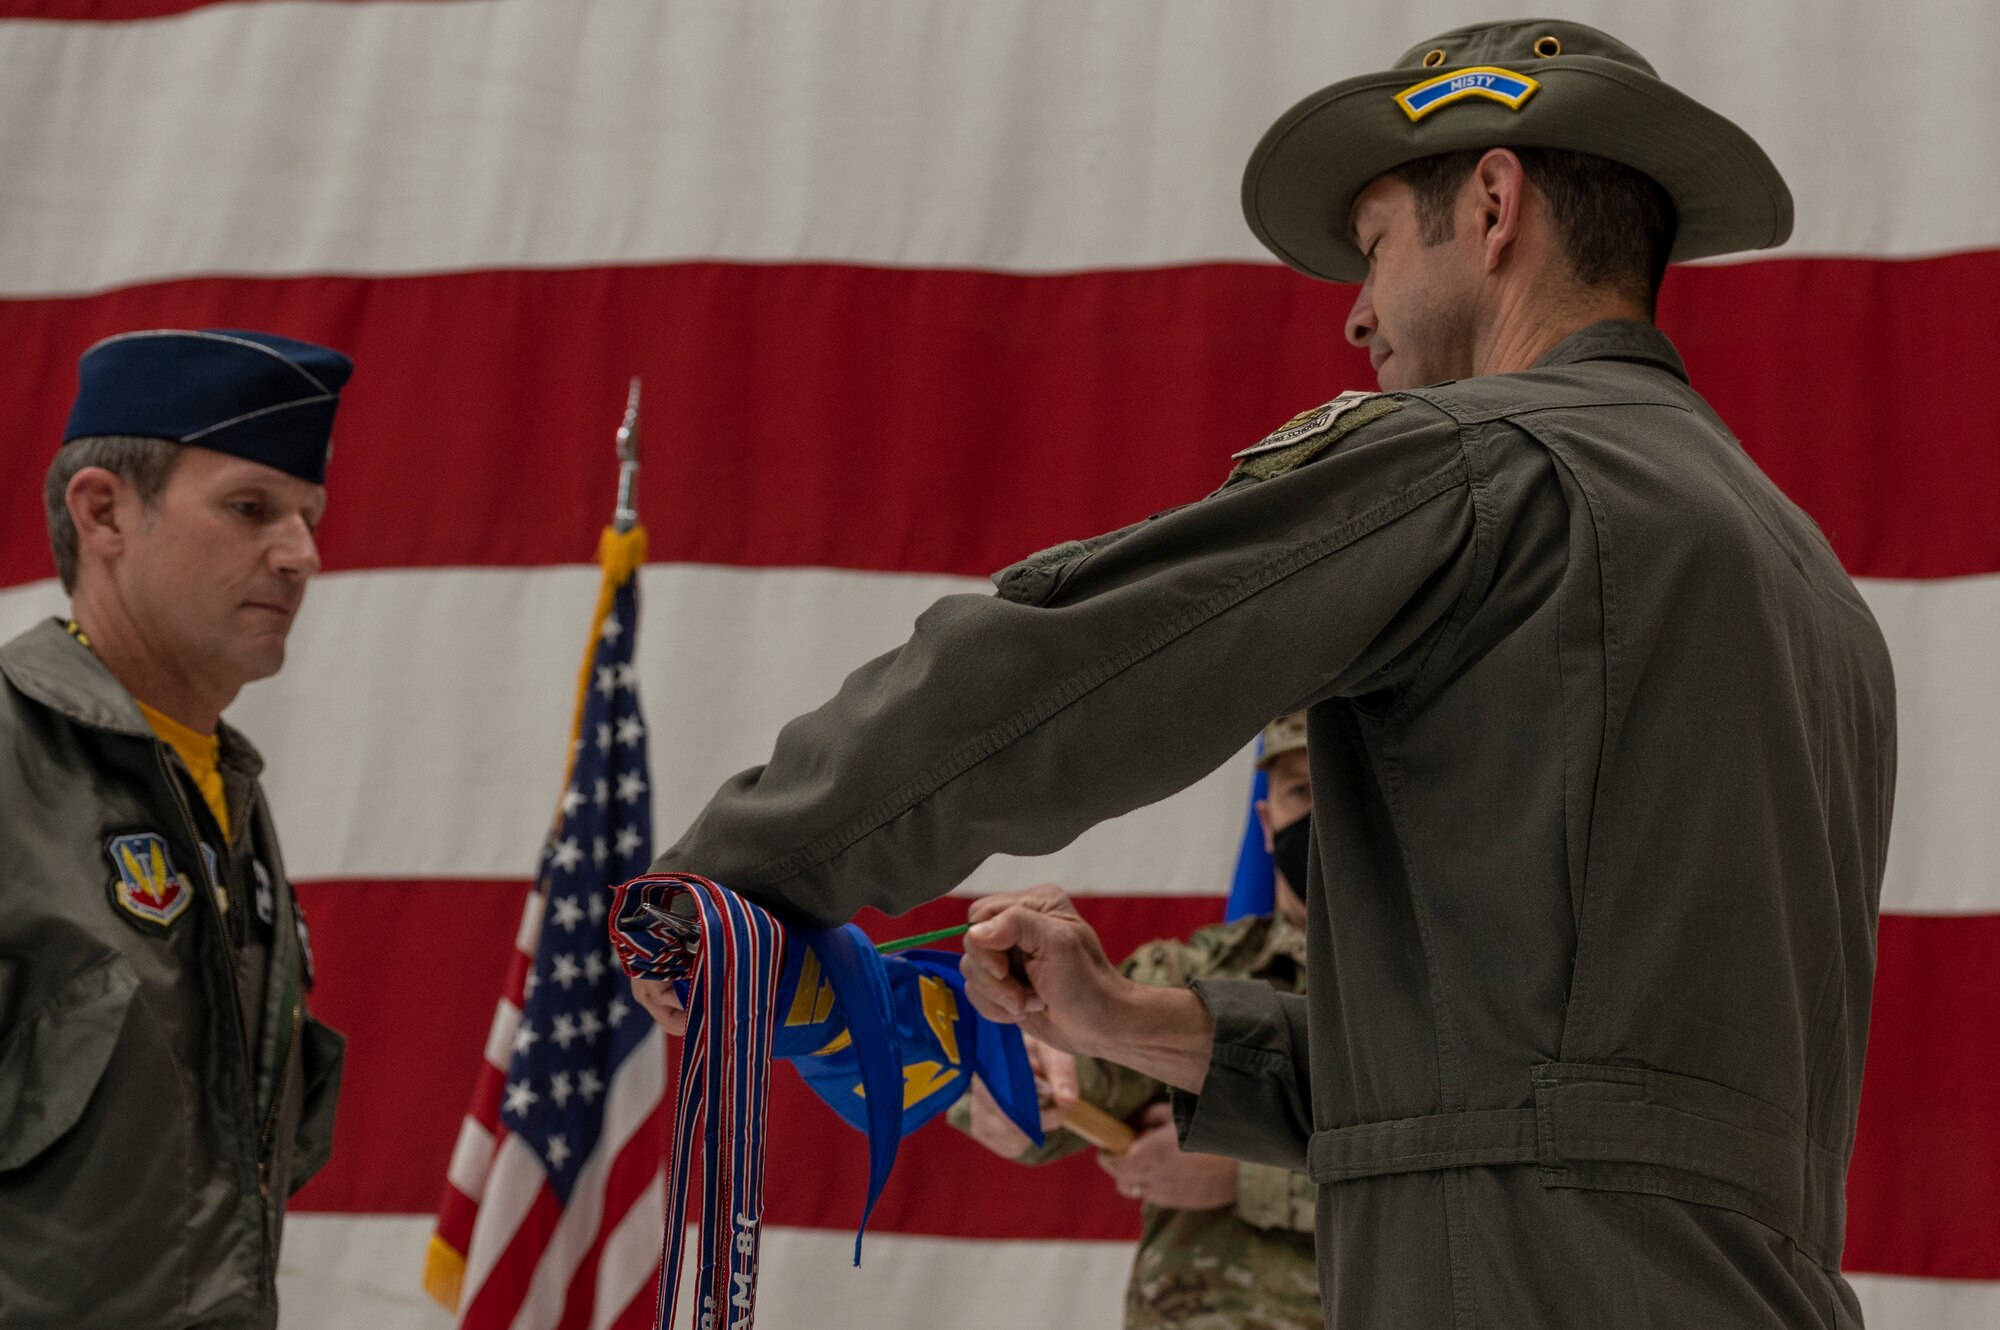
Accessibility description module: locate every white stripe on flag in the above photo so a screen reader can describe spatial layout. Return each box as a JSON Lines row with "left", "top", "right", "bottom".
{"left": 0, "top": 0, "right": 1992, "bottom": 296}
{"left": 447, "top": 1117, "right": 498, "bottom": 1205}
{"left": 458, "top": 1133, "right": 547, "bottom": 1313}
{"left": 3, "top": 565, "right": 1987, "bottom": 912}
{"left": 483, "top": 1000, "right": 522, "bottom": 1075}
{"left": 503, "top": 1029, "right": 666, "bottom": 1330}
{"left": 515, "top": 890, "right": 545, "bottom": 955}
{"left": 591, "top": 1169, "right": 666, "bottom": 1330}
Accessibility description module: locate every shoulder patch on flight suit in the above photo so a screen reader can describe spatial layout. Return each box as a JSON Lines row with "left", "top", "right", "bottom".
{"left": 1228, "top": 392, "right": 1402, "bottom": 483}
{"left": 105, "top": 831, "right": 194, "bottom": 933}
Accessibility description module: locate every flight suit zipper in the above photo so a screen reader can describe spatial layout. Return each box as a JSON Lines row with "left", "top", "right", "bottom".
{"left": 155, "top": 746, "right": 279, "bottom": 1302}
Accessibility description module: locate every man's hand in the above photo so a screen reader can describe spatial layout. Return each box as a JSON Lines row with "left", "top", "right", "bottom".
{"left": 1096, "top": 1103, "right": 1239, "bottom": 1211}
{"left": 963, "top": 1035, "right": 1079, "bottom": 1160}
{"left": 630, "top": 976, "right": 687, "bottom": 1037}
{"left": 961, "top": 885, "right": 1127, "bottom": 1058}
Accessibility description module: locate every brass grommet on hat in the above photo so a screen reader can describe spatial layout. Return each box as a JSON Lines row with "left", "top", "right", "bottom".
{"left": 1240, "top": 18, "right": 1795, "bottom": 282}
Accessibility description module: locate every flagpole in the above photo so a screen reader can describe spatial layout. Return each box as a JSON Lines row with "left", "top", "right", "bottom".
{"left": 613, "top": 377, "right": 641, "bottom": 533}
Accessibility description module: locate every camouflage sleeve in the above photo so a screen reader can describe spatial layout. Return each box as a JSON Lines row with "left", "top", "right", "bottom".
{"left": 1233, "top": 1160, "right": 1317, "bottom": 1233}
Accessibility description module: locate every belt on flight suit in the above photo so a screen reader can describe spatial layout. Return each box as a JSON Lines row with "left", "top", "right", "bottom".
{"left": 1304, "top": 1062, "right": 1846, "bottom": 1267}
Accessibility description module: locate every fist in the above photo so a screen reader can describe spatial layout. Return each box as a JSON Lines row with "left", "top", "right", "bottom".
{"left": 959, "top": 884, "right": 1125, "bottom": 1058}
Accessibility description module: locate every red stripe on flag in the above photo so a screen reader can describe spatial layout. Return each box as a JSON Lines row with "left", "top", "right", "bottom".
{"left": 457, "top": 1180, "right": 566, "bottom": 1330}
{"left": 1845, "top": 912, "right": 2000, "bottom": 1279}
{"left": 290, "top": 878, "right": 531, "bottom": 1213}
{"left": 291, "top": 879, "right": 2000, "bottom": 1282}
{"left": 0, "top": 1, "right": 467, "bottom": 19}
{"left": 2, "top": 254, "right": 1996, "bottom": 589}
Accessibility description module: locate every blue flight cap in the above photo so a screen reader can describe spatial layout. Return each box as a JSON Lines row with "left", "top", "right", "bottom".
{"left": 62, "top": 329, "right": 354, "bottom": 485}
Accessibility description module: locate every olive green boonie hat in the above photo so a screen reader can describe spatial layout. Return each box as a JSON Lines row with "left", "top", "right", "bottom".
{"left": 1242, "top": 18, "right": 1793, "bottom": 282}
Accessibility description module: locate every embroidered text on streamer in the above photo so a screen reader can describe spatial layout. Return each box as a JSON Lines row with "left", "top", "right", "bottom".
{"left": 608, "top": 874, "right": 1045, "bottom": 1330}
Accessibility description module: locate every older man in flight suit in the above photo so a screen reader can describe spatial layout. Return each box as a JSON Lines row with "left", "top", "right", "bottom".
{"left": 641, "top": 20, "right": 1895, "bottom": 1328}
{"left": 0, "top": 330, "right": 350, "bottom": 1328}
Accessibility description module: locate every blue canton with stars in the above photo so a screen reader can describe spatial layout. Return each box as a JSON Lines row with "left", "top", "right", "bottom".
{"left": 501, "top": 577, "right": 654, "bottom": 1203}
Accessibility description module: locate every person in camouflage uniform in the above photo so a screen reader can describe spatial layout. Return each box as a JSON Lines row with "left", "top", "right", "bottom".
{"left": 951, "top": 714, "right": 1320, "bottom": 1330}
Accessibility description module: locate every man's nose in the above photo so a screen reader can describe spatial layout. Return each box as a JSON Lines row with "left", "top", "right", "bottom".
{"left": 1345, "top": 279, "right": 1376, "bottom": 349}
{"left": 272, "top": 516, "right": 321, "bottom": 581}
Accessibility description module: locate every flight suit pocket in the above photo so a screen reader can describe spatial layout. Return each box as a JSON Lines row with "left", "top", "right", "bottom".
{"left": 290, "top": 1013, "right": 346, "bottom": 1193}
{"left": 991, "top": 541, "right": 1094, "bottom": 606}
{"left": 0, "top": 954, "right": 138, "bottom": 1170}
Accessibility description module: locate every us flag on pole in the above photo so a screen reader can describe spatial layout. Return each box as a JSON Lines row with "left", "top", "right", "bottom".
{"left": 425, "top": 527, "right": 666, "bottom": 1329}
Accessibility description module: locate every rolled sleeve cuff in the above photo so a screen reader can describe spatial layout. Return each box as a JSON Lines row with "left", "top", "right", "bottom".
{"left": 1168, "top": 977, "right": 1312, "bottom": 1173}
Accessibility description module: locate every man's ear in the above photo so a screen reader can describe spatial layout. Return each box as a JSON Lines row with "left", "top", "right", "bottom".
{"left": 67, "top": 466, "right": 131, "bottom": 565}
{"left": 1472, "top": 147, "right": 1528, "bottom": 273}
{"left": 1255, "top": 797, "right": 1275, "bottom": 852}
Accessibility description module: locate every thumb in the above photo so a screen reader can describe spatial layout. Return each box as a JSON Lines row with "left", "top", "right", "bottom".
{"left": 966, "top": 902, "right": 1047, "bottom": 955}
{"left": 1139, "top": 1101, "right": 1175, "bottom": 1128}
{"left": 1041, "top": 1046, "right": 1080, "bottom": 1108}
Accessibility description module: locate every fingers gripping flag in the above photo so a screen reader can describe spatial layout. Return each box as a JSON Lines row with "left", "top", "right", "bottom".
{"left": 609, "top": 875, "right": 1044, "bottom": 1330}
{"left": 427, "top": 525, "right": 666, "bottom": 1329}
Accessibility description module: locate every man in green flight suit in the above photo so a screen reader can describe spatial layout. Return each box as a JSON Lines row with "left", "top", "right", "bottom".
{"left": 951, "top": 712, "right": 1320, "bottom": 1330}
{"left": 0, "top": 330, "right": 349, "bottom": 1328}
{"left": 642, "top": 19, "right": 1895, "bottom": 1327}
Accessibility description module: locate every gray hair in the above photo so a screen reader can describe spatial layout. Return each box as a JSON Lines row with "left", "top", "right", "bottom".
{"left": 44, "top": 435, "right": 181, "bottom": 594}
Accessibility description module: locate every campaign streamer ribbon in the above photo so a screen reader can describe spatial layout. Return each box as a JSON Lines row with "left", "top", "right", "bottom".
{"left": 611, "top": 874, "right": 785, "bottom": 1330}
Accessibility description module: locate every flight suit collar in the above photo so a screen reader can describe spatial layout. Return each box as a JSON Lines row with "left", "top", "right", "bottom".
{"left": 1534, "top": 319, "right": 1689, "bottom": 383}
{"left": 0, "top": 618, "right": 266, "bottom": 778}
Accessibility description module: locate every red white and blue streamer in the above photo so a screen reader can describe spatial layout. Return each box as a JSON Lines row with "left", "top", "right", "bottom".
{"left": 611, "top": 874, "right": 786, "bottom": 1330}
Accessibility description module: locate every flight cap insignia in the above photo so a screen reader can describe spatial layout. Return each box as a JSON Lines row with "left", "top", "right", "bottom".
{"left": 107, "top": 831, "right": 193, "bottom": 932}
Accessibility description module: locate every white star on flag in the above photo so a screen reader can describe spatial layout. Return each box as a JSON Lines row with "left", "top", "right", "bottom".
{"left": 595, "top": 723, "right": 612, "bottom": 753}
{"left": 551, "top": 1013, "right": 578, "bottom": 1049}
{"left": 546, "top": 1134, "right": 571, "bottom": 1170}
{"left": 614, "top": 825, "right": 643, "bottom": 858}
{"left": 595, "top": 665, "right": 617, "bottom": 697}
{"left": 550, "top": 1070, "right": 573, "bottom": 1108}
{"left": 607, "top": 995, "right": 630, "bottom": 1027}
{"left": 578, "top": 1010, "right": 604, "bottom": 1043}
{"left": 599, "top": 614, "right": 622, "bottom": 643}
{"left": 561, "top": 786, "right": 585, "bottom": 816}
{"left": 587, "top": 893, "right": 607, "bottom": 924}
{"left": 615, "top": 663, "right": 637, "bottom": 689}
{"left": 578, "top": 1069, "right": 604, "bottom": 1103}
{"left": 583, "top": 952, "right": 607, "bottom": 984}
{"left": 504, "top": 1079, "right": 537, "bottom": 1116}
{"left": 616, "top": 771, "right": 648, "bottom": 805}
{"left": 512, "top": 1021, "right": 539, "bottom": 1054}
{"left": 592, "top": 836, "right": 609, "bottom": 867}
{"left": 551, "top": 895, "right": 584, "bottom": 932}
{"left": 551, "top": 954, "right": 581, "bottom": 989}
{"left": 550, "top": 838, "right": 583, "bottom": 873}
{"left": 594, "top": 778, "right": 610, "bottom": 807}
{"left": 615, "top": 716, "right": 645, "bottom": 748}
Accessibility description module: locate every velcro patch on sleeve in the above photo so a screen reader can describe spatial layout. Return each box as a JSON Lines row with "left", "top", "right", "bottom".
{"left": 1228, "top": 394, "right": 1403, "bottom": 482}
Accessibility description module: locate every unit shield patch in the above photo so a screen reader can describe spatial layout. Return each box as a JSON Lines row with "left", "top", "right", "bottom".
{"left": 107, "top": 831, "right": 193, "bottom": 932}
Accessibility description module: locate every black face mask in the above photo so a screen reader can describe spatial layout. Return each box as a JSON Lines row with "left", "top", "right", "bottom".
{"left": 1271, "top": 811, "right": 1312, "bottom": 898}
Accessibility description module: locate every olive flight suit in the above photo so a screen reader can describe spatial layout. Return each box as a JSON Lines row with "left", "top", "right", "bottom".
{"left": 660, "top": 320, "right": 1896, "bottom": 1328}
{"left": 0, "top": 620, "right": 344, "bottom": 1329}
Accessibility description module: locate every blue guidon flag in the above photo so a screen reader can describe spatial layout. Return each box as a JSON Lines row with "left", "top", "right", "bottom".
{"left": 1394, "top": 65, "right": 1541, "bottom": 121}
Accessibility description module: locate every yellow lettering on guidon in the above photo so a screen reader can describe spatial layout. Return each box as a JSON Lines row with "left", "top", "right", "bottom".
{"left": 855, "top": 1061, "right": 962, "bottom": 1108}
{"left": 784, "top": 951, "right": 838, "bottom": 1027}
{"left": 918, "top": 974, "right": 961, "bottom": 1065}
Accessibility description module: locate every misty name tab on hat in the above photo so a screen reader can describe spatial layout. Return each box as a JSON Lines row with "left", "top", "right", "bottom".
{"left": 62, "top": 329, "right": 354, "bottom": 486}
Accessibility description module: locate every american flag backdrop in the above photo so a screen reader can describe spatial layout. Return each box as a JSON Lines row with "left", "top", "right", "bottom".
{"left": 0, "top": 3, "right": 1993, "bottom": 1329}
